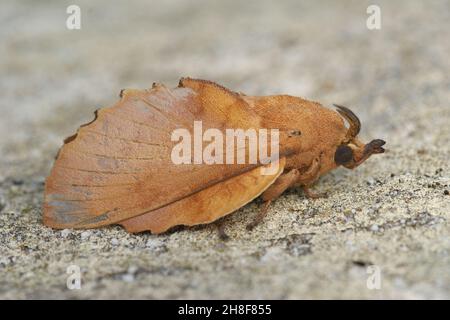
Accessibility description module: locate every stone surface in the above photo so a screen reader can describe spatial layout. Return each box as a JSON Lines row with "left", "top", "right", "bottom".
{"left": 0, "top": 0, "right": 449, "bottom": 299}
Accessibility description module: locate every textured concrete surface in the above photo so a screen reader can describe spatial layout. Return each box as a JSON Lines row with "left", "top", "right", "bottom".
{"left": 0, "top": 0, "right": 449, "bottom": 299}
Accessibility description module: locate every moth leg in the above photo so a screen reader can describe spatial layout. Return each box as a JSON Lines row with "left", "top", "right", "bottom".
{"left": 216, "top": 219, "right": 230, "bottom": 241}
{"left": 297, "top": 157, "right": 327, "bottom": 199}
{"left": 303, "top": 186, "right": 328, "bottom": 199}
{"left": 247, "top": 169, "right": 300, "bottom": 230}
{"left": 246, "top": 200, "right": 272, "bottom": 231}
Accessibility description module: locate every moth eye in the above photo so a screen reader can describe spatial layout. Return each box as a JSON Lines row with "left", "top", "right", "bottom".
{"left": 334, "top": 145, "right": 353, "bottom": 165}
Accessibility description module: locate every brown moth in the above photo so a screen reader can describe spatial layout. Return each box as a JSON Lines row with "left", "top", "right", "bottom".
{"left": 43, "top": 78, "right": 385, "bottom": 237}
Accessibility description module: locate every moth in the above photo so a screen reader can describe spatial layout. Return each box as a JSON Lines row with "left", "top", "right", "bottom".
{"left": 43, "top": 78, "right": 385, "bottom": 238}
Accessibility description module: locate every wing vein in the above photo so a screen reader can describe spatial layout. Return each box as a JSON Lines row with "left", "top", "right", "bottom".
{"left": 82, "top": 129, "right": 168, "bottom": 148}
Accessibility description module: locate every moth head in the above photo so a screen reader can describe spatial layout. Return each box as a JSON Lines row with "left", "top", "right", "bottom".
{"left": 334, "top": 104, "right": 385, "bottom": 169}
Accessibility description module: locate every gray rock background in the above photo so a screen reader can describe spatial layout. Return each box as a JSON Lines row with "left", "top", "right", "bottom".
{"left": 0, "top": 0, "right": 449, "bottom": 299}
